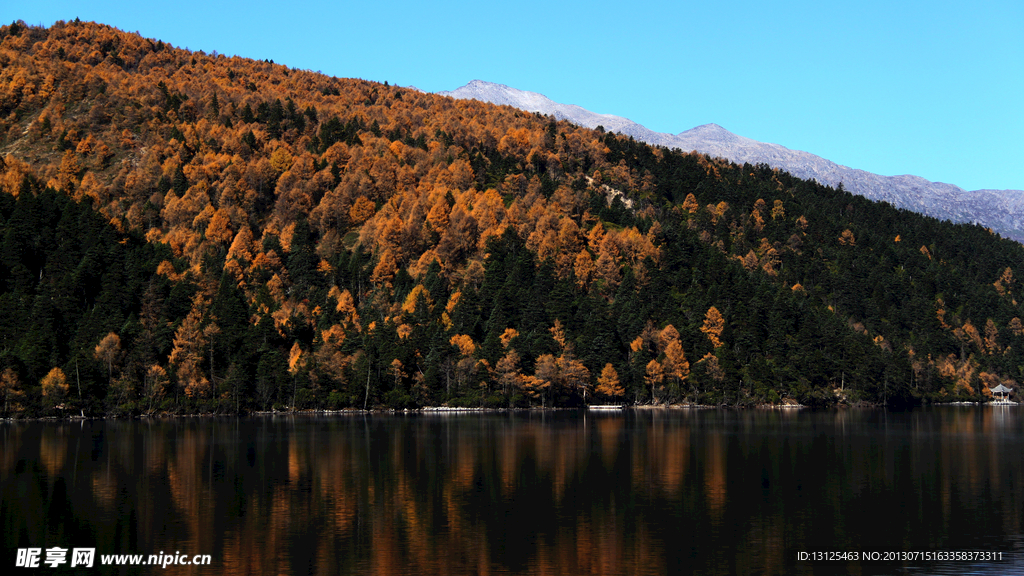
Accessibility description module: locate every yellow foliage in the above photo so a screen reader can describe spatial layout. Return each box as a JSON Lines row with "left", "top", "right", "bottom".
{"left": 644, "top": 360, "right": 664, "bottom": 387}
{"left": 450, "top": 334, "right": 476, "bottom": 357}
{"left": 500, "top": 328, "right": 519, "bottom": 349}
{"left": 771, "top": 199, "right": 785, "bottom": 221}
{"left": 709, "top": 201, "right": 729, "bottom": 225}
{"left": 349, "top": 196, "right": 376, "bottom": 224}
{"left": 397, "top": 324, "right": 413, "bottom": 340}
{"left": 402, "top": 284, "right": 432, "bottom": 315}
{"left": 701, "top": 306, "right": 724, "bottom": 348}
{"left": 40, "top": 367, "right": 69, "bottom": 400}
{"left": 994, "top": 267, "right": 1014, "bottom": 295}
{"left": 446, "top": 291, "right": 461, "bottom": 314}
{"left": 370, "top": 248, "right": 398, "bottom": 287}
{"left": 156, "top": 260, "right": 180, "bottom": 281}
{"left": 595, "top": 363, "right": 624, "bottom": 399}
{"left": 288, "top": 342, "right": 304, "bottom": 374}
{"left": 699, "top": 353, "right": 725, "bottom": 382}
{"left": 681, "top": 193, "right": 699, "bottom": 214}
{"left": 629, "top": 337, "right": 644, "bottom": 354}
{"left": 1010, "top": 317, "right": 1024, "bottom": 337}
{"left": 270, "top": 147, "right": 293, "bottom": 174}
{"left": 550, "top": 319, "right": 569, "bottom": 350}
{"left": 661, "top": 340, "right": 689, "bottom": 383}
{"left": 321, "top": 324, "right": 346, "bottom": 346}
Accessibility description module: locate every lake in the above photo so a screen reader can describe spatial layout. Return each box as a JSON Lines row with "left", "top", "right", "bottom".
{"left": 3, "top": 407, "right": 1023, "bottom": 574}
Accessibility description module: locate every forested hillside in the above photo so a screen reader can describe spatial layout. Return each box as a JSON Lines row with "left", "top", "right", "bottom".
{"left": 1, "top": 20, "right": 1021, "bottom": 415}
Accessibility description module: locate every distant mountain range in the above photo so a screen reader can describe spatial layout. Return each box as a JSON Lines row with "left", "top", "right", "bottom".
{"left": 439, "top": 80, "right": 1024, "bottom": 242}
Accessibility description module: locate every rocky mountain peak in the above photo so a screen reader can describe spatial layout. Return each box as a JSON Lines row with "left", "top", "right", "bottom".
{"left": 439, "top": 81, "right": 1024, "bottom": 242}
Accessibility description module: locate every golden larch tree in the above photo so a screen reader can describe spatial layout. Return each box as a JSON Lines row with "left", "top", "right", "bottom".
{"left": 701, "top": 306, "right": 725, "bottom": 348}
{"left": 528, "top": 354, "right": 558, "bottom": 406}
{"left": 984, "top": 319, "right": 1000, "bottom": 354}
{"left": 41, "top": 367, "right": 69, "bottom": 409}
{"left": 94, "top": 332, "right": 121, "bottom": 383}
{"left": 645, "top": 360, "right": 664, "bottom": 403}
{"left": 771, "top": 199, "right": 785, "bottom": 221}
{"left": 495, "top": 349, "right": 523, "bottom": 399}
{"left": 595, "top": 363, "right": 624, "bottom": 401}
{"left": 699, "top": 353, "right": 725, "bottom": 382}
{"left": 169, "top": 294, "right": 210, "bottom": 399}
{"left": 1010, "top": 317, "right": 1024, "bottom": 337}
{"left": 0, "top": 368, "right": 25, "bottom": 415}
{"left": 994, "top": 267, "right": 1014, "bottom": 295}
{"left": 681, "top": 193, "right": 699, "bottom": 214}
{"left": 370, "top": 248, "right": 398, "bottom": 288}
{"left": 450, "top": 334, "right": 476, "bottom": 358}
{"left": 349, "top": 196, "right": 376, "bottom": 225}
{"left": 662, "top": 340, "right": 690, "bottom": 388}
{"left": 144, "top": 364, "right": 168, "bottom": 408}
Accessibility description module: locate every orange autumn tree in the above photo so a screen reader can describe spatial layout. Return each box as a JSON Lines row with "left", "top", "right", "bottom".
{"left": 169, "top": 294, "right": 210, "bottom": 399}
{"left": 0, "top": 368, "right": 25, "bottom": 416}
{"left": 701, "top": 307, "right": 725, "bottom": 349}
{"left": 494, "top": 328, "right": 523, "bottom": 402}
{"left": 40, "top": 367, "right": 70, "bottom": 410}
{"left": 547, "top": 320, "right": 591, "bottom": 402}
{"left": 644, "top": 360, "right": 664, "bottom": 403}
{"left": 595, "top": 364, "right": 624, "bottom": 402}
{"left": 94, "top": 332, "right": 121, "bottom": 384}
{"left": 659, "top": 325, "right": 689, "bottom": 399}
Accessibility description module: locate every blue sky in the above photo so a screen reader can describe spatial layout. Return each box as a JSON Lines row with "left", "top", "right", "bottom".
{"left": 6, "top": 1, "right": 1023, "bottom": 191}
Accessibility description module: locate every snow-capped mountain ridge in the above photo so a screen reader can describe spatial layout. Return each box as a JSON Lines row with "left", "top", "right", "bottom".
{"left": 439, "top": 81, "right": 1024, "bottom": 242}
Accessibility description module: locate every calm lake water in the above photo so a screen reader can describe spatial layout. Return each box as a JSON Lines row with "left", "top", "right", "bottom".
{"left": 3, "top": 407, "right": 1023, "bottom": 575}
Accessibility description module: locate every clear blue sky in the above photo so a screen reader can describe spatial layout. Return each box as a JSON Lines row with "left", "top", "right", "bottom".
{"left": 6, "top": 1, "right": 1023, "bottom": 191}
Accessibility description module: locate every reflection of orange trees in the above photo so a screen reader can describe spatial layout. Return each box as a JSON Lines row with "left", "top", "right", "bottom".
{"left": 703, "top": 434, "right": 727, "bottom": 520}
{"left": 22, "top": 412, "right": 1024, "bottom": 576}
{"left": 596, "top": 417, "right": 623, "bottom": 468}
{"left": 163, "top": 425, "right": 218, "bottom": 564}
{"left": 166, "top": 426, "right": 211, "bottom": 515}
{"left": 0, "top": 425, "right": 24, "bottom": 477}
{"left": 632, "top": 418, "right": 689, "bottom": 497}
{"left": 39, "top": 425, "right": 68, "bottom": 478}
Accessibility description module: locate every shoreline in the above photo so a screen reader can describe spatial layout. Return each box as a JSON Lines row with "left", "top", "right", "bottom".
{"left": 2, "top": 400, "right": 1017, "bottom": 422}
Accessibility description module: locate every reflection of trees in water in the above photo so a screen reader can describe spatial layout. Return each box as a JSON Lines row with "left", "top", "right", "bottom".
{"left": 1, "top": 409, "right": 1022, "bottom": 575}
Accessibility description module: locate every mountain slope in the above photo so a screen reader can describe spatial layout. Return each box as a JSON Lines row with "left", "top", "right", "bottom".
{"left": 441, "top": 81, "right": 1024, "bottom": 241}
{"left": 1, "top": 22, "right": 1022, "bottom": 417}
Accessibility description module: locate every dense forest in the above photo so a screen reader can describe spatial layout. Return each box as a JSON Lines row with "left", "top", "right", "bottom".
{"left": 0, "top": 20, "right": 1021, "bottom": 416}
